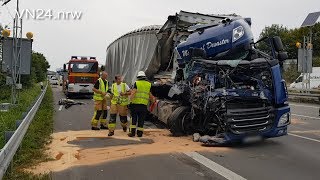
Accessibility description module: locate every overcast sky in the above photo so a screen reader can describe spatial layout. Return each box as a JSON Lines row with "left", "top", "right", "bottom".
{"left": 0, "top": 0, "right": 319, "bottom": 71}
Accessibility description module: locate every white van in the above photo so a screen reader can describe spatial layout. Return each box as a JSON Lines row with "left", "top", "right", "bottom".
{"left": 289, "top": 67, "right": 320, "bottom": 89}
{"left": 49, "top": 76, "right": 59, "bottom": 85}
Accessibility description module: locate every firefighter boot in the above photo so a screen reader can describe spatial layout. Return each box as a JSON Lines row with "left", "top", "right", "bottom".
{"left": 100, "top": 124, "right": 108, "bottom": 130}
{"left": 137, "top": 130, "right": 143, "bottom": 137}
{"left": 128, "top": 128, "right": 136, "bottom": 137}
{"left": 137, "top": 127, "right": 144, "bottom": 137}
{"left": 108, "top": 131, "right": 114, "bottom": 136}
{"left": 108, "top": 114, "right": 117, "bottom": 136}
{"left": 91, "top": 127, "right": 100, "bottom": 130}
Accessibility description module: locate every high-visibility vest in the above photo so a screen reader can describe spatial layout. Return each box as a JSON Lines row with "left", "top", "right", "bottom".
{"left": 111, "top": 83, "right": 129, "bottom": 106}
{"left": 131, "top": 80, "right": 151, "bottom": 105}
{"left": 93, "top": 78, "right": 108, "bottom": 101}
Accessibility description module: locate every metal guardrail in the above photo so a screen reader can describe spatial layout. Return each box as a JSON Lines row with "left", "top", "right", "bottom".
{"left": 287, "top": 88, "right": 320, "bottom": 93}
{"left": 0, "top": 84, "right": 48, "bottom": 179}
{"left": 287, "top": 88, "right": 320, "bottom": 102}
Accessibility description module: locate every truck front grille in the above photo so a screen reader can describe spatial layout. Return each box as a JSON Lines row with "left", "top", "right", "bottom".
{"left": 74, "top": 77, "right": 94, "bottom": 83}
{"left": 226, "top": 104, "right": 274, "bottom": 135}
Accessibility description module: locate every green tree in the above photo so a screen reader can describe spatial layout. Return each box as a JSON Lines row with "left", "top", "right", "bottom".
{"left": 21, "top": 52, "right": 50, "bottom": 86}
{"left": 257, "top": 24, "right": 290, "bottom": 55}
{"left": 258, "top": 23, "right": 320, "bottom": 59}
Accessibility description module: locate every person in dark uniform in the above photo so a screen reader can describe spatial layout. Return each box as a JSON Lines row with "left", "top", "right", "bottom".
{"left": 128, "top": 71, "right": 156, "bottom": 137}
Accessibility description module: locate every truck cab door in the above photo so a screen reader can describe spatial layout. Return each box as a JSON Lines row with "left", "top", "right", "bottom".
{"left": 272, "top": 64, "right": 288, "bottom": 105}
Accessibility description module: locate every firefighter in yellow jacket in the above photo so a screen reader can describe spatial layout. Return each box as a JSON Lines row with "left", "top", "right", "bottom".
{"left": 91, "top": 71, "right": 110, "bottom": 130}
{"left": 128, "top": 71, "right": 155, "bottom": 137}
{"left": 108, "top": 75, "right": 131, "bottom": 136}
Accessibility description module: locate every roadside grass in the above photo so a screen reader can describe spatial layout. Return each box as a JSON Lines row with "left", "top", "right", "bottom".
{"left": 0, "top": 86, "right": 11, "bottom": 103}
{"left": 0, "top": 84, "right": 41, "bottom": 148}
{"left": 2, "top": 85, "right": 54, "bottom": 180}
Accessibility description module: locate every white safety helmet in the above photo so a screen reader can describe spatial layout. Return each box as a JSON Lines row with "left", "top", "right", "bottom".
{"left": 137, "top": 71, "right": 146, "bottom": 77}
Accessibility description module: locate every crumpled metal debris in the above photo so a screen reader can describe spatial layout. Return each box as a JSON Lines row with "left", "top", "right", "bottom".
{"left": 193, "top": 133, "right": 227, "bottom": 146}
{"left": 193, "top": 133, "right": 201, "bottom": 142}
{"left": 58, "top": 98, "right": 85, "bottom": 109}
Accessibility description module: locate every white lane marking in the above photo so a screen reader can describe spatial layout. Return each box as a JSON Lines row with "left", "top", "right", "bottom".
{"left": 184, "top": 152, "right": 246, "bottom": 180}
{"left": 289, "top": 133, "right": 320, "bottom": 143}
{"left": 292, "top": 114, "right": 320, "bottom": 120}
{"left": 58, "top": 105, "right": 63, "bottom": 111}
{"left": 290, "top": 103, "right": 320, "bottom": 109}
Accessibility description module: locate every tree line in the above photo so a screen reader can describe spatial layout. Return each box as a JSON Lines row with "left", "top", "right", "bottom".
{"left": 258, "top": 23, "right": 320, "bottom": 83}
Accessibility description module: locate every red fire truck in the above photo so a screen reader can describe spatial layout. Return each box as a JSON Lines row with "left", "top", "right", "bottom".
{"left": 62, "top": 56, "right": 99, "bottom": 98}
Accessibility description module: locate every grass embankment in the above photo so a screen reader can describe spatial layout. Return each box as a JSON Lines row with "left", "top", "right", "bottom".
{"left": 1, "top": 85, "right": 54, "bottom": 180}
{"left": 0, "top": 85, "right": 41, "bottom": 147}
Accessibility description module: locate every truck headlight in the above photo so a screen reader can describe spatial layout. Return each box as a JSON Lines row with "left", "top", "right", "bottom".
{"left": 278, "top": 112, "right": 291, "bottom": 127}
{"left": 232, "top": 26, "right": 244, "bottom": 42}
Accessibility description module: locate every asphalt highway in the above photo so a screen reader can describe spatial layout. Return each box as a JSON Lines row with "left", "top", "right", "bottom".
{"left": 50, "top": 86, "right": 320, "bottom": 180}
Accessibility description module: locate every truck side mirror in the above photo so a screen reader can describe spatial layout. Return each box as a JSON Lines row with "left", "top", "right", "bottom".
{"left": 63, "top": 64, "right": 66, "bottom": 72}
{"left": 273, "top": 36, "right": 284, "bottom": 52}
{"left": 278, "top": 52, "right": 288, "bottom": 61}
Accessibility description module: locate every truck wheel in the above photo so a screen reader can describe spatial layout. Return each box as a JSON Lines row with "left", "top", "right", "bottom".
{"left": 168, "top": 106, "right": 192, "bottom": 136}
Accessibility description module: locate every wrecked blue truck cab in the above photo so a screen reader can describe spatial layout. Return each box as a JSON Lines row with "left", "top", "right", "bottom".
{"left": 170, "top": 17, "right": 290, "bottom": 144}
{"left": 104, "top": 11, "right": 290, "bottom": 144}
{"left": 223, "top": 63, "right": 291, "bottom": 143}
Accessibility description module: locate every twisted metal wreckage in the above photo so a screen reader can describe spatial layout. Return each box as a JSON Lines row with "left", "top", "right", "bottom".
{"left": 105, "top": 11, "right": 290, "bottom": 146}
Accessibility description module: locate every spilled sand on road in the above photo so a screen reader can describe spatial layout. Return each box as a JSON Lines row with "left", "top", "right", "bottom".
{"left": 291, "top": 118, "right": 308, "bottom": 125}
{"left": 27, "top": 129, "right": 229, "bottom": 174}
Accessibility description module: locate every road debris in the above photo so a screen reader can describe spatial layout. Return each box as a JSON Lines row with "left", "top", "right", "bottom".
{"left": 193, "top": 133, "right": 227, "bottom": 146}
{"left": 58, "top": 98, "right": 85, "bottom": 109}
{"left": 55, "top": 152, "right": 64, "bottom": 160}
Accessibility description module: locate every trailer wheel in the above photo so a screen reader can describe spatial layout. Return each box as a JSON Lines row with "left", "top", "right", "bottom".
{"left": 168, "top": 106, "right": 192, "bottom": 136}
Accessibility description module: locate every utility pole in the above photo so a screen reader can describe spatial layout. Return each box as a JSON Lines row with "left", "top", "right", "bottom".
{"left": 298, "top": 11, "right": 320, "bottom": 90}
{"left": 10, "top": 0, "right": 23, "bottom": 104}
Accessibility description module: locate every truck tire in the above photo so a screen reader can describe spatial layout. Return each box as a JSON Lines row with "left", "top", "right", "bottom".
{"left": 168, "top": 106, "right": 192, "bottom": 137}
